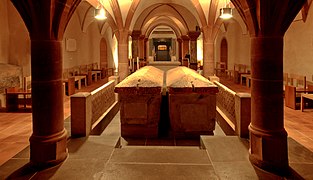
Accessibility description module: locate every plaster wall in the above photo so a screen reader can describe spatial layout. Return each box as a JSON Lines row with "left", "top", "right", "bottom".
{"left": 0, "top": 0, "right": 31, "bottom": 76}
{"left": 104, "top": 28, "right": 115, "bottom": 69}
{"left": 215, "top": 20, "right": 250, "bottom": 71}
{"left": 285, "top": 8, "right": 313, "bottom": 81}
{"left": 63, "top": 12, "right": 114, "bottom": 71}
{"left": 0, "top": 0, "right": 9, "bottom": 63}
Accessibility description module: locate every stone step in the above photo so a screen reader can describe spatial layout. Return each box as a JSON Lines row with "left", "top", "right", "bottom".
{"left": 104, "top": 141, "right": 217, "bottom": 179}
{"left": 115, "top": 136, "right": 202, "bottom": 148}
{"left": 200, "top": 136, "right": 259, "bottom": 179}
{"left": 200, "top": 136, "right": 250, "bottom": 162}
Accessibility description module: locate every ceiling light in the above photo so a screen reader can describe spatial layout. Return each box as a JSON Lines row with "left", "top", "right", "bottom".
{"left": 219, "top": 7, "right": 233, "bottom": 19}
{"left": 219, "top": 0, "right": 233, "bottom": 19}
{"left": 95, "top": 7, "right": 107, "bottom": 20}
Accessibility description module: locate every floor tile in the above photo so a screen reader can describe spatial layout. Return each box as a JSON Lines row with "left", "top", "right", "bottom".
{"left": 201, "top": 136, "right": 249, "bottom": 162}
{"left": 110, "top": 147, "right": 211, "bottom": 165}
{"left": 102, "top": 163, "right": 218, "bottom": 180}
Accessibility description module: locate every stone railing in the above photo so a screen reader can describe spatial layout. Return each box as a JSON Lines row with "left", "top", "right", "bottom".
{"left": 70, "top": 79, "right": 119, "bottom": 137}
{"left": 214, "top": 81, "right": 251, "bottom": 138}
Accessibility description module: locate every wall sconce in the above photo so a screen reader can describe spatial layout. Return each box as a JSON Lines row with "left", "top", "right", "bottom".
{"left": 219, "top": 1, "right": 233, "bottom": 19}
{"left": 95, "top": 7, "right": 107, "bottom": 20}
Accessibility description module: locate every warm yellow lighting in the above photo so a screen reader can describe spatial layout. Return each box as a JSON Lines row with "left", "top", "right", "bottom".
{"left": 112, "top": 35, "right": 118, "bottom": 72}
{"left": 95, "top": 7, "right": 107, "bottom": 20}
{"left": 220, "top": 7, "right": 233, "bottom": 19}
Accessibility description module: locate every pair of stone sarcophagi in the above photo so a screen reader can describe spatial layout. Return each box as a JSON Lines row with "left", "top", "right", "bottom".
{"left": 114, "top": 66, "right": 218, "bottom": 138}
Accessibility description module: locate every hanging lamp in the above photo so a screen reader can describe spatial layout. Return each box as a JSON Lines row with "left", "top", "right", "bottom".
{"left": 95, "top": 0, "right": 107, "bottom": 20}
{"left": 219, "top": 0, "right": 233, "bottom": 19}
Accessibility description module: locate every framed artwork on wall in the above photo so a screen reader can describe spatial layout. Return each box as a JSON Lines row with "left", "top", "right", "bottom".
{"left": 66, "top": 38, "right": 77, "bottom": 52}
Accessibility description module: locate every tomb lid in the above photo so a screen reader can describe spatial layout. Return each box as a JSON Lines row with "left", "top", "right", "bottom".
{"left": 166, "top": 66, "right": 218, "bottom": 94}
{"left": 115, "top": 66, "right": 164, "bottom": 94}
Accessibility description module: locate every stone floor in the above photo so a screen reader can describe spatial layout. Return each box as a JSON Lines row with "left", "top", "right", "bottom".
{"left": 1, "top": 77, "right": 313, "bottom": 179}
{"left": 1, "top": 111, "right": 313, "bottom": 179}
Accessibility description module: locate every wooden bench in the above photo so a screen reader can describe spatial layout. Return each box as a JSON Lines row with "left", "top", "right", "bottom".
{"left": 284, "top": 74, "right": 307, "bottom": 109}
{"left": 288, "top": 73, "right": 306, "bottom": 90}
{"left": 300, "top": 83, "right": 313, "bottom": 111}
{"left": 214, "top": 62, "right": 226, "bottom": 77}
{"left": 233, "top": 64, "right": 249, "bottom": 84}
{"left": 240, "top": 74, "right": 251, "bottom": 87}
{"left": 63, "top": 77, "right": 75, "bottom": 96}
{"left": 5, "top": 87, "right": 32, "bottom": 112}
{"left": 301, "top": 93, "right": 313, "bottom": 111}
{"left": 285, "top": 83, "right": 313, "bottom": 110}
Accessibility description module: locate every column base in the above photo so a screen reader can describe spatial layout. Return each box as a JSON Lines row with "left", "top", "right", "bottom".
{"left": 249, "top": 125, "right": 289, "bottom": 176}
{"left": 29, "top": 129, "right": 68, "bottom": 169}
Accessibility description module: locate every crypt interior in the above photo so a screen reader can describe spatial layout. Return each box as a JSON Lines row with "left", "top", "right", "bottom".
{"left": 1, "top": 0, "right": 313, "bottom": 179}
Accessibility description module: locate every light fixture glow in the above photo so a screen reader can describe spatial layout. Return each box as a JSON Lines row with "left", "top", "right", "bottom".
{"left": 95, "top": 7, "right": 107, "bottom": 20}
{"left": 220, "top": 7, "right": 233, "bottom": 19}
{"left": 219, "top": 0, "right": 233, "bottom": 19}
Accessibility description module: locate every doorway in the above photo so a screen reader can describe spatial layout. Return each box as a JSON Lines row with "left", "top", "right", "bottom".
{"left": 153, "top": 38, "right": 172, "bottom": 61}
{"left": 220, "top": 38, "right": 228, "bottom": 69}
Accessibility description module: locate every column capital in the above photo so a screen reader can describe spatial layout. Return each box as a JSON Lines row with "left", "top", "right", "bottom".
{"left": 177, "top": 38, "right": 182, "bottom": 43}
{"left": 188, "top": 31, "right": 201, "bottom": 41}
{"left": 181, "top": 35, "right": 190, "bottom": 41}
{"left": 139, "top": 35, "right": 146, "bottom": 40}
{"left": 131, "top": 30, "right": 141, "bottom": 40}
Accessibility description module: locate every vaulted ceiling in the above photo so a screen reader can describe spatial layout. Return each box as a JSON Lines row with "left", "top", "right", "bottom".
{"left": 78, "top": 0, "right": 235, "bottom": 38}
{"left": 75, "top": 0, "right": 311, "bottom": 38}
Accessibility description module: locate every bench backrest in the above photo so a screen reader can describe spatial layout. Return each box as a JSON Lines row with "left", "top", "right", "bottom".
{"left": 283, "top": 73, "right": 288, "bottom": 85}
{"left": 234, "top": 64, "right": 247, "bottom": 73}
{"left": 288, "top": 73, "right": 306, "bottom": 89}
{"left": 216, "top": 62, "right": 226, "bottom": 69}
{"left": 23, "top": 76, "right": 32, "bottom": 90}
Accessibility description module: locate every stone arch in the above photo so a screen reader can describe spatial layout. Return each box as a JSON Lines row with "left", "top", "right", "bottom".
{"left": 100, "top": 38, "right": 108, "bottom": 70}
{"left": 220, "top": 38, "right": 228, "bottom": 69}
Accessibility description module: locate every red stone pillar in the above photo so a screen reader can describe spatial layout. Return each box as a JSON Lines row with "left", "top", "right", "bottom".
{"left": 139, "top": 35, "right": 145, "bottom": 60}
{"left": 131, "top": 30, "right": 141, "bottom": 60}
{"left": 188, "top": 31, "right": 200, "bottom": 70}
{"left": 30, "top": 40, "right": 68, "bottom": 167}
{"left": 118, "top": 30, "right": 130, "bottom": 80}
{"left": 203, "top": 39, "right": 214, "bottom": 77}
{"left": 144, "top": 38, "right": 148, "bottom": 60}
{"left": 181, "top": 35, "right": 190, "bottom": 58}
{"left": 249, "top": 36, "right": 288, "bottom": 174}
{"left": 177, "top": 38, "right": 182, "bottom": 62}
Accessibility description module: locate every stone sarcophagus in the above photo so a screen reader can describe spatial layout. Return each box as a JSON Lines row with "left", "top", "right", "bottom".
{"left": 114, "top": 66, "right": 164, "bottom": 138}
{"left": 166, "top": 67, "right": 218, "bottom": 137}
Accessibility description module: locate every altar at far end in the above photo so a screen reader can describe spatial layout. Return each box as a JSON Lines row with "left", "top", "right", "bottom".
{"left": 147, "top": 61, "right": 181, "bottom": 72}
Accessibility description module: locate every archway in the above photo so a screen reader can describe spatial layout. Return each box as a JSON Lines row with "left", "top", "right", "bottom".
{"left": 100, "top": 38, "right": 108, "bottom": 72}
{"left": 220, "top": 38, "right": 228, "bottom": 70}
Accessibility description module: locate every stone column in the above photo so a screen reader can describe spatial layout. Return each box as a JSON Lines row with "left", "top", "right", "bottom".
{"left": 118, "top": 30, "right": 130, "bottom": 81}
{"left": 138, "top": 35, "right": 145, "bottom": 60}
{"left": 188, "top": 31, "right": 200, "bottom": 70}
{"left": 181, "top": 35, "right": 190, "bottom": 58}
{"left": 188, "top": 31, "right": 200, "bottom": 63}
{"left": 203, "top": 39, "right": 214, "bottom": 77}
{"left": 30, "top": 40, "right": 68, "bottom": 167}
{"left": 249, "top": 36, "right": 288, "bottom": 174}
{"left": 177, "top": 38, "right": 182, "bottom": 61}
{"left": 144, "top": 38, "right": 148, "bottom": 60}
{"left": 131, "top": 30, "right": 141, "bottom": 60}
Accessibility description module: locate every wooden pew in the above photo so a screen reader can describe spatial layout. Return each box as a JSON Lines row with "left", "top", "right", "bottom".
{"left": 214, "top": 62, "right": 226, "bottom": 77}
{"left": 5, "top": 87, "right": 32, "bottom": 112}
{"left": 91, "top": 62, "right": 105, "bottom": 79}
{"left": 233, "top": 64, "right": 249, "bottom": 84}
{"left": 301, "top": 84, "right": 313, "bottom": 111}
{"left": 288, "top": 73, "right": 306, "bottom": 90}
{"left": 77, "top": 65, "right": 92, "bottom": 85}
{"left": 284, "top": 75, "right": 309, "bottom": 109}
